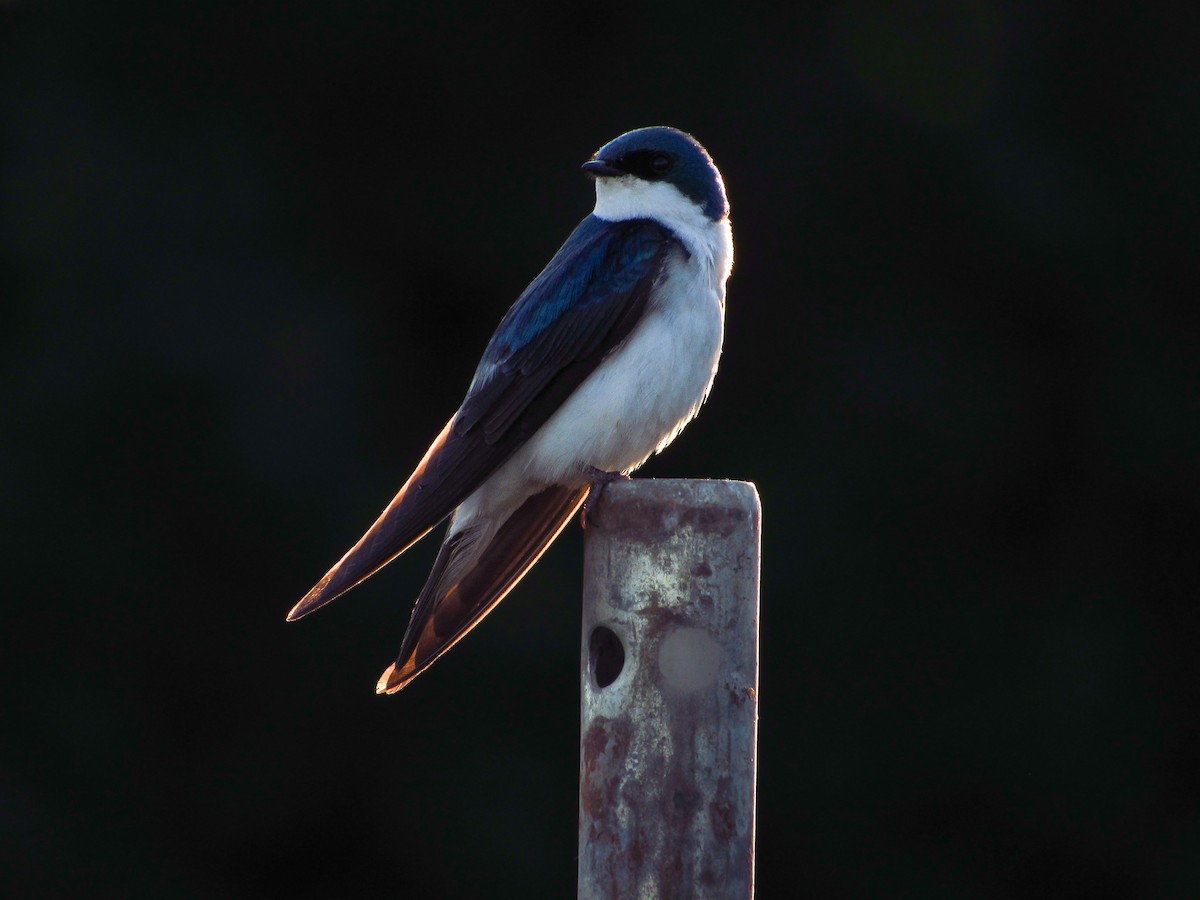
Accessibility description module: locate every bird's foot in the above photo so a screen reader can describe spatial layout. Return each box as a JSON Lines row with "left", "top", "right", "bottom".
{"left": 582, "top": 467, "right": 630, "bottom": 528}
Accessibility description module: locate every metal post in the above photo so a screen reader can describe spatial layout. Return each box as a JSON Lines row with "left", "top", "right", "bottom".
{"left": 579, "top": 479, "right": 761, "bottom": 899}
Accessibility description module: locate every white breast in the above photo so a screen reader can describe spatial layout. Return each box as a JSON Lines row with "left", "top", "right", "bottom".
{"left": 451, "top": 178, "right": 733, "bottom": 527}
{"left": 524, "top": 256, "right": 725, "bottom": 481}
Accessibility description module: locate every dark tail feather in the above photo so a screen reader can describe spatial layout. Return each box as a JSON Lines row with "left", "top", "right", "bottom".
{"left": 287, "top": 418, "right": 460, "bottom": 622}
{"left": 376, "top": 483, "right": 588, "bottom": 694}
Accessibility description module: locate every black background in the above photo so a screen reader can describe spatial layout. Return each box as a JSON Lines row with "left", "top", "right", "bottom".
{"left": 3, "top": 2, "right": 1197, "bottom": 897}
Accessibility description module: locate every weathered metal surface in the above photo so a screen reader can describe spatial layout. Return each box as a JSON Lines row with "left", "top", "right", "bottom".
{"left": 579, "top": 479, "right": 761, "bottom": 900}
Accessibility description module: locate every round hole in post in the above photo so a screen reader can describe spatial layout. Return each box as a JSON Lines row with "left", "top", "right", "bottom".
{"left": 589, "top": 625, "right": 625, "bottom": 688}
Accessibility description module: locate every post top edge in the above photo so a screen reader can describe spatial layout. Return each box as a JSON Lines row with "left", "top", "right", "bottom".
{"left": 597, "top": 478, "right": 761, "bottom": 517}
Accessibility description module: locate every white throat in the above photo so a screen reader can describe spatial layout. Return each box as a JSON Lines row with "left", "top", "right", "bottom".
{"left": 591, "top": 176, "right": 730, "bottom": 272}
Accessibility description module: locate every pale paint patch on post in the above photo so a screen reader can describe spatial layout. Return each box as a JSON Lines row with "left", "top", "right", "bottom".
{"left": 579, "top": 479, "right": 761, "bottom": 900}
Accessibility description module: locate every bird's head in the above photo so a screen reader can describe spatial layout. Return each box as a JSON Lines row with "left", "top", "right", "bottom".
{"left": 583, "top": 126, "right": 729, "bottom": 224}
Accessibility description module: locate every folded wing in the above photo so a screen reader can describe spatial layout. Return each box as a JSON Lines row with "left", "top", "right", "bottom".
{"left": 288, "top": 216, "right": 677, "bottom": 622}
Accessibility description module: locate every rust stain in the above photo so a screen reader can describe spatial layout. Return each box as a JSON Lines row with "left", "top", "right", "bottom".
{"left": 689, "top": 503, "right": 745, "bottom": 538}
{"left": 582, "top": 716, "right": 613, "bottom": 759}
{"left": 609, "top": 496, "right": 747, "bottom": 544}
{"left": 609, "top": 497, "right": 673, "bottom": 544}
{"left": 628, "top": 834, "right": 646, "bottom": 876}
{"left": 710, "top": 777, "right": 736, "bottom": 841}
{"left": 634, "top": 604, "right": 689, "bottom": 644}
{"left": 663, "top": 842, "right": 685, "bottom": 894}
{"left": 581, "top": 717, "right": 633, "bottom": 824}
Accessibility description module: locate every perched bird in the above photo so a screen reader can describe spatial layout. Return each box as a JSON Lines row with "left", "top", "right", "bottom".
{"left": 288, "top": 126, "right": 734, "bottom": 693}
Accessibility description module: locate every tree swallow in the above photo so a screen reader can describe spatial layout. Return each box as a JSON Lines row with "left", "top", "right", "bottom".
{"left": 288, "top": 126, "right": 734, "bottom": 694}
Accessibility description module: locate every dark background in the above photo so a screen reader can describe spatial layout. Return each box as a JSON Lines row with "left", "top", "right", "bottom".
{"left": 3, "top": 1, "right": 1197, "bottom": 897}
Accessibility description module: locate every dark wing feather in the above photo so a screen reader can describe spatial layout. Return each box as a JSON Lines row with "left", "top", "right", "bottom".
{"left": 456, "top": 215, "right": 675, "bottom": 442}
{"left": 288, "top": 217, "right": 676, "bottom": 621}
{"left": 376, "top": 483, "right": 588, "bottom": 693}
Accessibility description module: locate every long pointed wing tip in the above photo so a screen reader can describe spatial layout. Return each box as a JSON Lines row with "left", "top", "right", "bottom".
{"left": 285, "top": 593, "right": 320, "bottom": 622}
{"left": 376, "top": 660, "right": 424, "bottom": 694}
{"left": 286, "top": 574, "right": 341, "bottom": 622}
{"left": 376, "top": 663, "right": 405, "bottom": 695}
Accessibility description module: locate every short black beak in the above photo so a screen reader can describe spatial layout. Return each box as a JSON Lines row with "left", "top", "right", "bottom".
{"left": 581, "top": 158, "right": 623, "bottom": 177}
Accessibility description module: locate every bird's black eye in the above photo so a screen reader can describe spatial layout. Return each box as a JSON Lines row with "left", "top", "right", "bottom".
{"left": 617, "top": 150, "right": 675, "bottom": 180}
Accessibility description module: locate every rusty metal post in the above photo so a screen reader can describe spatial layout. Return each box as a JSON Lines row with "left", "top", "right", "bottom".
{"left": 579, "top": 479, "right": 761, "bottom": 899}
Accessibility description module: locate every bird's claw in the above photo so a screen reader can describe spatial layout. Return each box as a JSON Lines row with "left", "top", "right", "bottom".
{"left": 582, "top": 467, "right": 630, "bottom": 528}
